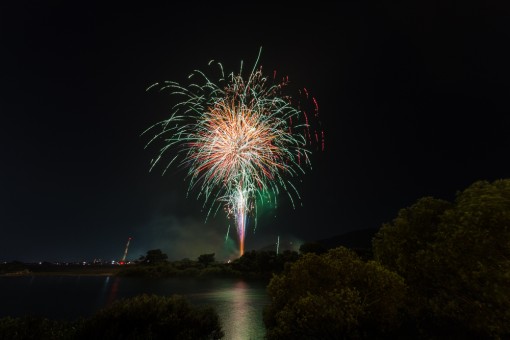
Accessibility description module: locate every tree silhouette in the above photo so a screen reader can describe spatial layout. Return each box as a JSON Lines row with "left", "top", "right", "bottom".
{"left": 197, "top": 253, "right": 215, "bottom": 267}
{"left": 143, "top": 249, "right": 168, "bottom": 265}
{"left": 374, "top": 179, "right": 510, "bottom": 338}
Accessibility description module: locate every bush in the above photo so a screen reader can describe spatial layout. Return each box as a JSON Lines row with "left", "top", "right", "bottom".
{"left": 0, "top": 295, "right": 224, "bottom": 340}
{"left": 231, "top": 250, "right": 299, "bottom": 279}
{"left": 0, "top": 316, "right": 79, "bottom": 340}
{"left": 176, "top": 267, "right": 201, "bottom": 277}
{"left": 77, "top": 294, "right": 223, "bottom": 339}
{"left": 373, "top": 179, "right": 510, "bottom": 338}
{"left": 264, "top": 247, "right": 406, "bottom": 339}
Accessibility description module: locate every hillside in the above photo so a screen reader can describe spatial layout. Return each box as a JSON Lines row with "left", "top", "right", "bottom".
{"left": 259, "top": 228, "right": 379, "bottom": 257}
{"left": 316, "top": 228, "right": 378, "bottom": 250}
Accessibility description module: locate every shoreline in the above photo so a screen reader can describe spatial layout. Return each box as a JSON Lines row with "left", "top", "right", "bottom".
{"left": 0, "top": 268, "right": 122, "bottom": 277}
{"left": 0, "top": 272, "right": 117, "bottom": 277}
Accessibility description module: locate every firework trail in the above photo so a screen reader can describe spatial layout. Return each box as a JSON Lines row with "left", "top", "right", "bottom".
{"left": 144, "top": 49, "right": 323, "bottom": 256}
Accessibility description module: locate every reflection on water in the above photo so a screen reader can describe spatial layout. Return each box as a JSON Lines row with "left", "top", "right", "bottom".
{"left": 0, "top": 276, "right": 268, "bottom": 340}
{"left": 105, "top": 277, "right": 120, "bottom": 305}
{"left": 188, "top": 280, "right": 264, "bottom": 340}
{"left": 229, "top": 281, "right": 251, "bottom": 340}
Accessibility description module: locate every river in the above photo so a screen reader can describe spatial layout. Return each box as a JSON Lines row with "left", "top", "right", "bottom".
{"left": 0, "top": 276, "right": 268, "bottom": 340}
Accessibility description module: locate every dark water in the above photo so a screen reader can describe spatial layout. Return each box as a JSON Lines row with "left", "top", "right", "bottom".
{"left": 0, "top": 276, "right": 268, "bottom": 340}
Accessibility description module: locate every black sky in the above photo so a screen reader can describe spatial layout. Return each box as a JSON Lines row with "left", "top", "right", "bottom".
{"left": 1, "top": 3, "right": 509, "bottom": 262}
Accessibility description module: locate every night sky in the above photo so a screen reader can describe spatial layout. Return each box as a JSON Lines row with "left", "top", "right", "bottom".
{"left": 1, "top": 3, "right": 509, "bottom": 262}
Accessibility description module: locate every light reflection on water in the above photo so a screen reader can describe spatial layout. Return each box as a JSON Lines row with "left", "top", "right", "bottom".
{"left": 0, "top": 276, "right": 268, "bottom": 340}
{"left": 188, "top": 280, "right": 263, "bottom": 340}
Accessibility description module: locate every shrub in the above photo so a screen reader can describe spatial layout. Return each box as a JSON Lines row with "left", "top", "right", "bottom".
{"left": 264, "top": 247, "right": 406, "bottom": 339}
{"left": 77, "top": 294, "right": 223, "bottom": 339}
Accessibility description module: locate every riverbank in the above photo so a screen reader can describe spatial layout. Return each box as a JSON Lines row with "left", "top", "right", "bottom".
{"left": 1, "top": 249, "right": 301, "bottom": 280}
{"left": 0, "top": 262, "right": 271, "bottom": 281}
{"left": 0, "top": 264, "right": 123, "bottom": 277}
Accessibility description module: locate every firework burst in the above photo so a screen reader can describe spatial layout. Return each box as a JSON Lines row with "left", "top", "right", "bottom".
{"left": 144, "top": 49, "right": 322, "bottom": 256}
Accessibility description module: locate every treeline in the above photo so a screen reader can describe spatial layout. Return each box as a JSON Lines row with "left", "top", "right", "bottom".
{"left": 0, "top": 262, "right": 29, "bottom": 276}
{"left": 0, "top": 263, "right": 120, "bottom": 276}
{"left": 264, "top": 179, "right": 510, "bottom": 339}
{"left": 117, "top": 248, "right": 300, "bottom": 280}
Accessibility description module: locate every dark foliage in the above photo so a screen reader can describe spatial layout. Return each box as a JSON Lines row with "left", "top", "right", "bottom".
{"left": 264, "top": 247, "right": 407, "bottom": 339}
{"left": 197, "top": 253, "right": 215, "bottom": 267}
{"left": 298, "top": 242, "right": 327, "bottom": 255}
{"left": 0, "top": 316, "right": 79, "bottom": 340}
{"left": 77, "top": 294, "right": 223, "bottom": 339}
{"left": 141, "top": 249, "right": 168, "bottom": 265}
{"left": 230, "top": 250, "right": 299, "bottom": 279}
{"left": 0, "top": 295, "right": 223, "bottom": 340}
{"left": 373, "top": 179, "right": 510, "bottom": 338}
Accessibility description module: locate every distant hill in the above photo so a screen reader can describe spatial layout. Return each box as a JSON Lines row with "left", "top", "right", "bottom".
{"left": 258, "top": 240, "right": 297, "bottom": 253}
{"left": 314, "top": 228, "right": 379, "bottom": 259}
{"left": 316, "top": 228, "right": 378, "bottom": 250}
{"left": 258, "top": 228, "right": 379, "bottom": 257}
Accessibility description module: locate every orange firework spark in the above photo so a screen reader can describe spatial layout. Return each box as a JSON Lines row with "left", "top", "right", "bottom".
{"left": 144, "top": 49, "right": 323, "bottom": 256}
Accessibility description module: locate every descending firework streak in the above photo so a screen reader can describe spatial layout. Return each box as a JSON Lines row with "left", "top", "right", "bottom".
{"left": 144, "top": 49, "right": 323, "bottom": 256}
